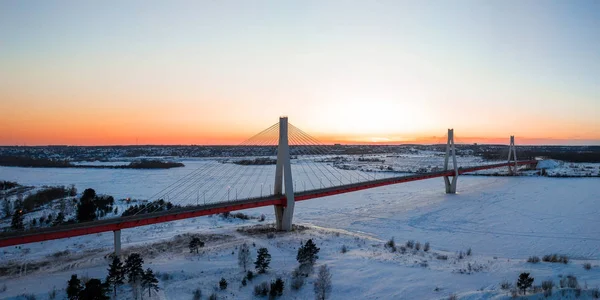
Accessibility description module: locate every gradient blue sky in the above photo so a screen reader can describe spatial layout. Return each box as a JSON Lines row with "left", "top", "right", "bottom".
{"left": 1, "top": 0, "right": 599, "bottom": 145}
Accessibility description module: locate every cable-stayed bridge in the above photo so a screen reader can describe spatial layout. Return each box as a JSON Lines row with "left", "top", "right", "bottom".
{"left": 0, "top": 117, "right": 537, "bottom": 252}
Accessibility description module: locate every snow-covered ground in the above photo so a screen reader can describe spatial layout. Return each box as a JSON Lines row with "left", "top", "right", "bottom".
{"left": 1, "top": 158, "right": 599, "bottom": 299}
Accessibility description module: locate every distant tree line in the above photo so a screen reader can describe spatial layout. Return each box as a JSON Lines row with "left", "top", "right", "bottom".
{"left": 478, "top": 149, "right": 600, "bottom": 163}
{"left": 120, "top": 199, "right": 178, "bottom": 217}
{"left": 0, "top": 156, "right": 184, "bottom": 169}
{"left": 233, "top": 158, "right": 277, "bottom": 166}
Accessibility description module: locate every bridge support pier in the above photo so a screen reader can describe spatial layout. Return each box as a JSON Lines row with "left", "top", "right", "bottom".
{"left": 444, "top": 129, "right": 458, "bottom": 194}
{"left": 113, "top": 230, "right": 121, "bottom": 257}
{"left": 507, "top": 136, "right": 518, "bottom": 175}
{"left": 274, "top": 117, "right": 295, "bottom": 231}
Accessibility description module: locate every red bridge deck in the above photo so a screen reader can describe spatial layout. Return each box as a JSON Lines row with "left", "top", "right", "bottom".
{"left": 0, "top": 160, "right": 536, "bottom": 247}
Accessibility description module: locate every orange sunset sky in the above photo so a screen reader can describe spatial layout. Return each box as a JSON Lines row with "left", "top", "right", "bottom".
{"left": 1, "top": 1, "right": 599, "bottom": 146}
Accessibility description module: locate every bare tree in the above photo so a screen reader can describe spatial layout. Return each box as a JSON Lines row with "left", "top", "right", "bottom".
{"left": 238, "top": 243, "right": 252, "bottom": 271}
{"left": 314, "top": 265, "right": 332, "bottom": 300}
{"left": 2, "top": 196, "right": 10, "bottom": 219}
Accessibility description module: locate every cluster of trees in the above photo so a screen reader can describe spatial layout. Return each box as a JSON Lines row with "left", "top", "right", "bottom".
{"left": 234, "top": 239, "right": 332, "bottom": 299}
{"left": 5, "top": 185, "right": 75, "bottom": 230}
{"left": 233, "top": 158, "right": 277, "bottom": 165}
{"left": 67, "top": 275, "right": 109, "bottom": 300}
{"left": 6, "top": 186, "right": 177, "bottom": 232}
{"left": 76, "top": 188, "right": 118, "bottom": 222}
{"left": 126, "top": 160, "right": 184, "bottom": 169}
{"left": 22, "top": 185, "right": 77, "bottom": 211}
{"left": 68, "top": 253, "right": 159, "bottom": 300}
{"left": 0, "top": 180, "right": 19, "bottom": 190}
{"left": 120, "top": 199, "right": 176, "bottom": 217}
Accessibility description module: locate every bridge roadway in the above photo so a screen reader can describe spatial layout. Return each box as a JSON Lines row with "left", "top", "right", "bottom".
{"left": 0, "top": 160, "right": 536, "bottom": 247}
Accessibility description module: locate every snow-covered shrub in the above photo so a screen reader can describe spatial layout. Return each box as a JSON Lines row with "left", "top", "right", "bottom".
{"left": 583, "top": 263, "right": 592, "bottom": 270}
{"left": 314, "top": 265, "right": 332, "bottom": 300}
{"left": 466, "top": 248, "right": 472, "bottom": 256}
{"left": 527, "top": 256, "right": 540, "bottom": 263}
{"left": 254, "top": 281, "right": 270, "bottom": 296}
{"left": 423, "top": 242, "right": 430, "bottom": 252}
{"left": 542, "top": 254, "right": 568, "bottom": 264}
{"left": 415, "top": 242, "right": 421, "bottom": 251}
{"left": 269, "top": 278, "right": 284, "bottom": 297}
{"left": 510, "top": 288, "right": 518, "bottom": 298}
{"left": 500, "top": 280, "right": 512, "bottom": 290}
{"left": 406, "top": 240, "right": 414, "bottom": 249}
{"left": 209, "top": 292, "right": 218, "bottom": 300}
{"left": 541, "top": 280, "right": 553, "bottom": 292}
{"left": 192, "top": 289, "right": 202, "bottom": 300}
{"left": 398, "top": 246, "right": 407, "bottom": 254}
{"left": 436, "top": 254, "right": 448, "bottom": 260}
{"left": 542, "top": 280, "right": 554, "bottom": 298}
{"left": 291, "top": 276, "right": 304, "bottom": 290}
{"left": 447, "top": 294, "right": 457, "bottom": 300}
{"left": 559, "top": 275, "right": 579, "bottom": 289}
{"left": 219, "top": 278, "right": 227, "bottom": 290}
{"left": 48, "top": 288, "right": 57, "bottom": 299}
{"left": 384, "top": 238, "right": 396, "bottom": 252}
{"left": 246, "top": 270, "right": 254, "bottom": 281}
{"left": 591, "top": 287, "right": 599, "bottom": 298}
{"left": 340, "top": 245, "right": 348, "bottom": 253}
{"left": 231, "top": 212, "right": 251, "bottom": 220}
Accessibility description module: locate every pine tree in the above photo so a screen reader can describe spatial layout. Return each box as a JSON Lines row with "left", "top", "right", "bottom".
{"left": 106, "top": 256, "right": 125, "bottom": 297}
{"left": 10, "top": 208, "right": 24, "bottom": 230}
{"left": 517, "top": 272, "right": 534, "bottom": 295}
{"left": 141, "top": 268, "right": 159, "bottom": 298}
{"left": 238, "top": 242, "right": 252, "bottom": 271}
{"left": 270, "top": 277, "right": 284, "bottom": 297}
{"left": 66, "top": 274, "right": 83, "bottom": 300}
{"left": 255, "top": 247, "right": 271, "bottom": 274}
{"left": 79, "top": 278, "right": 109, "bottom": 300}
{"left": 77, "top": 188, "right": 97, "bottom": 223}
{"left": 53, "top": 212, "right": 65, "bottom": 226}
{"left": 219, "top": 277, "right": 228, "bottom": 290}
{"left": 314, "top": 265, "right": 332, "bottom": 300}
{"left": 1, "top": 197, "right": 10, "bottom": 218}
{"left": 124, "top": 253, "right": 145, "bottom": 283}
{"left": 189, "top": 237, "right": 204, "bottom": 253}
{"left": 297, "top": 239, "right": 320, "bottom": 266}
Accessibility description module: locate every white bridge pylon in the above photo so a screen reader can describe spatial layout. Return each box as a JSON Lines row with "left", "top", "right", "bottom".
{"left": 508, "top": 135, "right": 518, "bottom": 175}
{"left": 273, "top": 116, "right": 295, "bottom": 231}
{"left": 444, "top": 128, "right": 459, "bottom": 194}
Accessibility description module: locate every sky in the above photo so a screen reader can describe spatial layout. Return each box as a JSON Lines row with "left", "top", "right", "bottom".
{"left": 0, "top": 0, "right": 599, "bottom": 146}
